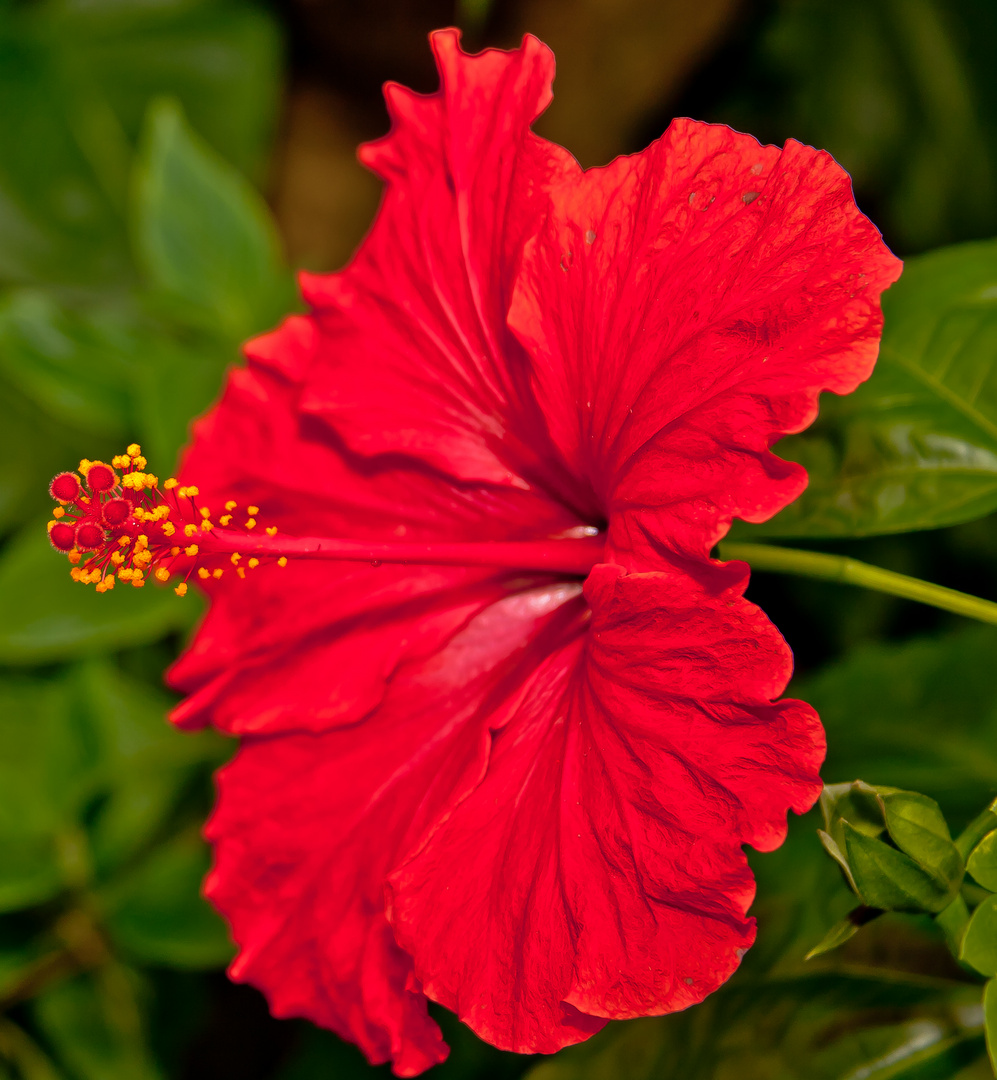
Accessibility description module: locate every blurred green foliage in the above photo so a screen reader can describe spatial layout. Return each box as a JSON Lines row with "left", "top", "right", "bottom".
{"left": 1, "top": 0, "right": 997, "bottom": 1078}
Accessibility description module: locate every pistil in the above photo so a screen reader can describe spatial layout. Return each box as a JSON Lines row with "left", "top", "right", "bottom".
{"left": 47, "top": 446, "right": 606, "bottom": 593}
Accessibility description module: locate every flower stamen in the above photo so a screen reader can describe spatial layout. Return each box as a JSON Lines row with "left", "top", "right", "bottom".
{"left": 47, "top": 447, "right": 607, "bottom": 593}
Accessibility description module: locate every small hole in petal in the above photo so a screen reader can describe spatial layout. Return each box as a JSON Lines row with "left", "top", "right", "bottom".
{"left": 742, "top": 191, "right": 760, "bottom": 205}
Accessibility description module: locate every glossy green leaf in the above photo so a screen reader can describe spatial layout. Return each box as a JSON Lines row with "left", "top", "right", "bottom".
{"left": 960, "top": 894, "right": 997, "bottom": 976}
{"left": 102, "top": 832, "right": 233, "bottom": 970}
{"left": 879, "top": 790, "right": 963, "bottom": 889}
{"left": 132, "top": 98, "right": 291, "bottom": 341}
{"left": 738, "top": 239, "right": 997, "bottom": 538}
{"left": 33, "top": 968, "right": 162, "bottom": 1080}
{"left": 969, "top": 830, "right": 997, "bottom": 892}
{"left": 844, "top": 824, "right": 956, "bottom": 913}
{"left": 0, "top": 520, "right": 198, "bottom": 664}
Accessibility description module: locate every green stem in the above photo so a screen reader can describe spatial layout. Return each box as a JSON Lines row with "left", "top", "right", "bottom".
{"left": 719, "top": 542, "right": 997, "bottom": 627}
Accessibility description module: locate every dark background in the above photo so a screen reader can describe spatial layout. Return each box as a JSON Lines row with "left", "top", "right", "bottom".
{"left": 2, "top": 1, "right": 997, "bottom": 1078}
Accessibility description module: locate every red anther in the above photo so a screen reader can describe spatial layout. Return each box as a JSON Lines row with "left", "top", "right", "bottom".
{"left": 49, "top": 522, "right": 77, "bottom": 552}
{"left": 75, "top": 522, "right": 105, "bottom": 550}
{"left": 102, "top": 498, "right": 132, "bottom": 526}
{"left": 86, "top": 463, "right": 116, "bottom": 493}
{"left": 49, "top": 472, "right": 82, "bottom": 502}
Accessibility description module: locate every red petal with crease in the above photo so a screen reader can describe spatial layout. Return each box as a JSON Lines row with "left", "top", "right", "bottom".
{"left": 510, "top": 119, "right": 902, "bottom": 562}
{"left": 387, "top": 562, "right": 821, "bottom": 1051}
{"left": 207, "top": 584, "right": 585, "bottom": 1074}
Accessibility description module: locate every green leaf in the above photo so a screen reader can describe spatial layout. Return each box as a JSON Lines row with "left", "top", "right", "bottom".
{"left": 102, "top": 832, "right": 233, "bottom": 970}
{"left": 960, "top": 894, "right": 997, "bottom": 976}
{"left": 797, "top": 625, "right": 997, "bottom": 827}
{"left": 805, "top": 906, "right": 882, "bottom": 960}
{"left": 44, "top": 0, "right": 282, "bottom": 180}
{"left": 0, "top": 1019, "right": 63, "bottom": 1080}
{"left": 879, "top": 790, "right": 963, "bottom": 890}
{"left": 737, "top": 238, "right": 997, "bottom": 539}
{"left": 132, "top": 97, "right": 291, "bottom": 340}
{"left": 985, "top": 978, "right": 997, "bottom": 1074}
{"left": 32, "top": 968, "right": 162, "bottom": 1080}
{"left": 0, "top": 520, "right": 198, "bottom": 664}
{"left": 0, "top": 290, "right": 133, "bottom": 436}
{"left": 844, "top": 823, "right": 956, "bottom": 913}
{"left": 74, "top": 660, "right": 228, "bottom": 871}
{"left": 968, "top": 829, "right": 997, "bottom": 892}
{"left": 0, "top": 0, "right": 282, "bottom": 288}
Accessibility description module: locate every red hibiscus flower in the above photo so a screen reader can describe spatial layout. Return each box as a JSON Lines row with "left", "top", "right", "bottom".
{"left": 48, "top": 28, "right": 901, "bottom": 1077}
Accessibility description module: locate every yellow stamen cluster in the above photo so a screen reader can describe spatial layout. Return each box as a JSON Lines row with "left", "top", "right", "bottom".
{"left": 52, "top": 445, "right": 287, "bottom": 596}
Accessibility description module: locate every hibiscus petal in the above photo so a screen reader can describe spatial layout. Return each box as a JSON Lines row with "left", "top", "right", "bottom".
{"left": 387, "top": 562, "right": 822, "bottom": 1051}
{"left": 296, "top": 30, "right": 581, "bottom": 499}
{"left": 510, "top": 119, "right": 903, "bottom": 559}
{"left": 206, "top": 583, "right": 585, "bottom": 1074}
{"left": 169, "top": 331, "right": 580, "bottom": 734}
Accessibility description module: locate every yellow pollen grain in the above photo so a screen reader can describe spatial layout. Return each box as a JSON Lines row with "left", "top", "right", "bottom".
{"left": 224, "top": 500, "right": 237, "bottom": 512}
{"left": 136, "top": 535, "right": 149, "bottom": 549}
{"left": 78, "top": 459, "right": 92, "bottom": 476}
{"left": 105, "top": 575, "right": 115, "bottom": 589}
{"left": 164, "top": 477, "right": 178, "bottom": 490}
{"left": 247, "top": 558, "right": 259, "bottom": 569}
{"left": 199, "top": 506, "right": 211, "bottom": 519}
{"left": 184, "top": 524, "right": 198, "bottom": 537}
{"left": 68, "top": 550, "right": 81, "bottom": 565}
{"left": 187, "top": 486, "right": 199, "bottom": 497}
{"left": 53, "top": 507, "right": 65, "bottom": 519}
{"left": 133, "top": 456, "right": 147, "bottom": 470}
{"left": 247, "top": 505, "right": 259, "bottom": 515}
{"left": 111, "top": 552, "right": 125, "bottom": 566}
{"left": 212, "top": 568, "right": 224, "bottom": 579}
{"left": 112, "top": 455, "right": 130, "bottom": 469}
{"left": 175, "top": 582, "right": 187, "bottom": 597}
{"left": 185, "top": 544, "right": 198, "bottom": 557}
{"left": 277, "top": 556, "right": 287, "bottom": 567}
{"left": 132, "top": 577, "right": 145, "bottom": 587}
{"left": 200, "top": 519, "right": 213, "bottom": 532}
{"left": 126, "top": 443, "right": 141, "bottom": 457}
{"left": 155, "top": 567, "right": 170, "bottom": 582}
{"left": 47, "top": 520, "right": 57, "bottom": 531}
{"left": 219, "top": 515, "right": 232, "bottom": 526}
{"left": 118, "top": 536, "right": 130, "bottom": 547}
{"left": 197, "top": 568, "right": 210, "bottom": 579}
{"left": 245, "top": 518, "right": 256, "bottom": 530}
{"left": 265, "top": 526, "right": 278, "bottom": 536}
{"left": 162, "top": 522, "right": 176, "bottom": 537}
{"left": 236, "top": 567, "right": 246, "bottom": 579}
{"left": 230, "top": 552, "right": 241, "bottom": 564}
{"left": 171, "top": 546, "right": 180, "bottom": 556}
{"left": 118, "top": 568, "right": 132, "bottom": 580}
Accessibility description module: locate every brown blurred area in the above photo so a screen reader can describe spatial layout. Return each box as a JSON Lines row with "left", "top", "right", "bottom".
{"left": 266, "top": 0, "right": 744, "bottom": 272}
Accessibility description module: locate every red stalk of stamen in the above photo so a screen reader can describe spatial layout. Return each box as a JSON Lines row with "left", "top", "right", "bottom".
{"left": 199, "top": 530, "right": 605, "bottom": 577}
